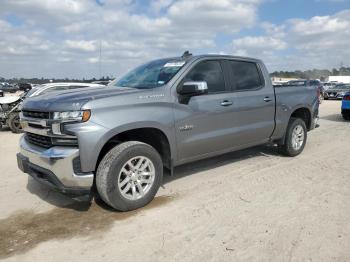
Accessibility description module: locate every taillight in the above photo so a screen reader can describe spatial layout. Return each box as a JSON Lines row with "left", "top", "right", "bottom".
{"left": 343, "top": 95, "right": 350, "bottom": 101}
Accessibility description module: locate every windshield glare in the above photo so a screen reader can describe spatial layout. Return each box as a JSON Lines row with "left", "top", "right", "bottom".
{"left": 111, "top": 59, "right": 186, "bottom": 89}
{"left": 25, "top": 86, "right": 41, "bottom": 97}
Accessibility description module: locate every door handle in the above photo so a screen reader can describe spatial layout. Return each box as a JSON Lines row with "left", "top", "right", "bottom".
{"left": 221, "top": 100, "right": 233, "bottom": 107}
{"left": 263, "top": 97, "right": 272, "bottom": 102}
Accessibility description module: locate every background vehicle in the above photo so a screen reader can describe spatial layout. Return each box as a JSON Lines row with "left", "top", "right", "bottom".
{"left": 3, "top": 82, "right": 105, "bottom": 133}
{"left": 17, "top": 54, "right": 319, "bottom": 211}
{"left": 16, "top": 83, "right": 32, "bottom": 92}
{"left": 324, "top": 84, "right": 350, "bottom": 100}
{"left": 0, "top": 83, "right": 18, "bottom": 93}
{"left": 323, "top": 82, "right": 337, "bottom": 91}
{"left": 91, "top": 80, "right": 113, "bottom": 86}
{"left": 341, "top": 92, "right": 350, "bottom": 120}
{"left": 0, "top": 90, "right": 3, "bottom": 97}
{"left": 0, "top": 93, "right": 26, "bottom": 132}
{"left": 25, "top": 82, "right": 105, "bottom": 97}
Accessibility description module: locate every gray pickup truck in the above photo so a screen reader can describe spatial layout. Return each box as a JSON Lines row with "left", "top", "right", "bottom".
{"left": 17, "top": 53, "right": 319, "bottom": 211}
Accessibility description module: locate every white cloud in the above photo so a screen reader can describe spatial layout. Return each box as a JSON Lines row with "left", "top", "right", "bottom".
{"left": 230, "top": 9, "right": 350, "bottom": 71}
{"left": 167, "top": 0, "right": 259, "bottom": 33}
{"left": 150, "top": 0, "right": 174, "bottom": 13}
{"left": 87, "top": 57, "right": 99, "bottom": 64}
{"left": 290, "top": 14, "right": 349, "bottom": 36}
{"left": 64, "top": 40, "right": 97, "bottom": 52}
{"left": 233, "top": 36, "right": 287, "bottom": 52}
{"left": 0, "top": 0, "right": 261, "bottom": 78}
{"left": 0, "top": 0, "right": 349, "bottom": 77}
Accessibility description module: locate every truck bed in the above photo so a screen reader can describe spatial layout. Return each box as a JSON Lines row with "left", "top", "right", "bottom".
{"left": 273, "top": 85, "right": 319, "bottom": 139}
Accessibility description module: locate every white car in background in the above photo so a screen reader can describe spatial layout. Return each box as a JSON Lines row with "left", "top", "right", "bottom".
{"left": 26, "top": 82, "right": 105, "bottom": 97}
{"left": 4, "top": 82, "right": 105, "bottom": 133}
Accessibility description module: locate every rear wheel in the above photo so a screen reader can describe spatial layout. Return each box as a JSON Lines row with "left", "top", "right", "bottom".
{"left": 96, "top": 141, "right": 163, "bottom": 211}
{"left": 8, "top": 112, "right": 22, "bottom": 133}
{"left": 279, "top": 118, "right": 307, "bottom": 157}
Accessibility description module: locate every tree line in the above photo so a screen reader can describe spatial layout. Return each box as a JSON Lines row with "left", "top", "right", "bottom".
{"left": 0, "top": 76, "right": 114, "bottom": 84}
{"left": 270, "top": 67, "right": 350, "bottom": 81}
{"left": 2, "top": 67, "right": 350, "bottom": 83}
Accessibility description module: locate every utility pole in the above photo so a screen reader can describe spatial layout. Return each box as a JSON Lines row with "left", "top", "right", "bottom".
{"left": 340, "top": 61, "right": 344, "bottom": 76}
{"left": 98, "top": 1, "right": 104, "bottom": 80}
{"left": 99, "top": 39, "right": 102, "bottom": 80}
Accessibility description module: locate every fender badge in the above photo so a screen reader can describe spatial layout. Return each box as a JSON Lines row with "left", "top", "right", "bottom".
{"left": 179, "top": 125, "right": 194, "bottom": 131}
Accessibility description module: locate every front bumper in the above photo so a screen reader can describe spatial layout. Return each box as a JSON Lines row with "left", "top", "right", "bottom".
{"left": 17, "top": 135, "right": 93, "bottom": 195}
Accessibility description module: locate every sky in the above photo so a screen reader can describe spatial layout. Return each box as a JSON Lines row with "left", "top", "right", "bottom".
{"left": 0, "top": 0, "right": 349, "bottom": 79}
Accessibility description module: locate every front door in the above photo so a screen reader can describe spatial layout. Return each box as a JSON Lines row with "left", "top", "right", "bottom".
{"left": 174, "top": 60, "right": 237, "bottom": 162}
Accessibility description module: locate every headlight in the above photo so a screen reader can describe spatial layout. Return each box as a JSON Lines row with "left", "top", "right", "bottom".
{"left": 53, "top": 110, "right": 91, "bottom": 122}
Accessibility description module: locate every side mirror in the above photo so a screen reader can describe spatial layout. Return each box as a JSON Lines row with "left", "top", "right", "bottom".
{"left": 177, "top": 81, "right": 208, "bottom": 96}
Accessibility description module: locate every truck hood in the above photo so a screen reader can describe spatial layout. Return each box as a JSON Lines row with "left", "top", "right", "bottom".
{"left": 22, "top": 86, "right": 140, "bottom": 112}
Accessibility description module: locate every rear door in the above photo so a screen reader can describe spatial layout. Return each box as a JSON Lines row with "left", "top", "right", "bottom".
{"left": 223, "top": 60, "right": 275, "bottom": 146}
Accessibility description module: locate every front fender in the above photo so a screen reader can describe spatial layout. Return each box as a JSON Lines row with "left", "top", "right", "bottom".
{"left": 69, "top": 120, "right": 176, "bottom": 173}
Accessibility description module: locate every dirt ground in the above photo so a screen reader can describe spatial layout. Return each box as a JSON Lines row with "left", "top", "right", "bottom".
{"left": 0, "top": 101, "right": 349, "bottom": 262}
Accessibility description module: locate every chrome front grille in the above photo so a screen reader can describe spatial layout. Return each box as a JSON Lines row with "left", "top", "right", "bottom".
{"left": 20, "top": 111, "right": 78, "bottom": 148}
{"left": 25, "top": 133, "right": 53, "bottom": 148}
{"left": 22, "top": 111, "right": 51, "bottom": 119}
{"left": 25, "top": 133, "right": 78, "bottom": 148}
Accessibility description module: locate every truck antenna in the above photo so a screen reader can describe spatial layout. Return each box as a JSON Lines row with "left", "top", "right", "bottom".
{"left": 182, "top": 51, "right": 192, "bottom": 59}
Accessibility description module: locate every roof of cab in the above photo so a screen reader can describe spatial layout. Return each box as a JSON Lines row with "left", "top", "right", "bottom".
{"left": 191, "top": 54, "right": 263, "bottom": 63}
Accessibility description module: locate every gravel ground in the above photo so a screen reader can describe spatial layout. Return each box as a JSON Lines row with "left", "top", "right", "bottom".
{"left": 0, "top": 101, "right": 349, "bottom": 262}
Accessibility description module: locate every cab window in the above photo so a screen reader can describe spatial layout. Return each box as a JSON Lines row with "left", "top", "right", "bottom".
{"left": 184, "top": 61, "right": 226, "bottom": 93}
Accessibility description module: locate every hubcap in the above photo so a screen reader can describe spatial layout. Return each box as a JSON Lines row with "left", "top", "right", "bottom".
{"left": 117, "top": 156, "right": 155, "bottom": 200}
{"left": 14, "top": 117, "right": 22, "bottom": 129}
{"left": 291, "top": 125, "right": 305, "bottom": 151}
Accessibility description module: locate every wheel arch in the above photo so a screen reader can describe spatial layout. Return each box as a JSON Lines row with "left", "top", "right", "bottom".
{"left": 290, "top": 107, "right": 312, "bottom": 130}
{"left": 275, "top": 106, "right": 312, "bottom": 146}
{"left": 95, "top": 125, "right": 174, "bottom": 172}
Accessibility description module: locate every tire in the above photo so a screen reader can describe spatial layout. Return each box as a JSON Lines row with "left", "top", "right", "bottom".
{"left": 279, "top": 117, "right": 307, "bottom": 157}
{"left": 343, "top": 114, "right": 350, "bottom": 121}
{"left": 96, "top": 141, "right": 163, "bottom": 211}
{"left": 7, "top": 112, "right": 23, "bottom": 133}
{"left": 324, "top": 98, "right": 328, "bottom": 100}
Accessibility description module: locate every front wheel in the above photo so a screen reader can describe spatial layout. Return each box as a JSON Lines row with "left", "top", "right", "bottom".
{"left": 96, "top": 141, "right": 163, "bottom": 211}
{"left": 8, "top": 113, "right": 23, "bottom": 133}
{"left": 279, "top": 118, "right": 307, "bottom": 157}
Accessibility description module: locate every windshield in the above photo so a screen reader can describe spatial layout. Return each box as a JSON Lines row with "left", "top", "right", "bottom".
{"left": 25, "top": 86, "right": 43, "bottom": 97}
{"left": 110, "top": 58, "right": 186, "bottom": 89}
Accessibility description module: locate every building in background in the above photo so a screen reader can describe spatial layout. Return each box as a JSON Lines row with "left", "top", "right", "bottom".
{"left": 271, "top": 77, "right": 299, "bottom": 85}
{"left": 327, "top": 76, "right": 350, "bottom": 83}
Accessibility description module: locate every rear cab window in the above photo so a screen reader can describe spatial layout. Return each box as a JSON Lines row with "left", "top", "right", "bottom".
{"left": 224, "top": 60, "right": 263, "bottom": 91}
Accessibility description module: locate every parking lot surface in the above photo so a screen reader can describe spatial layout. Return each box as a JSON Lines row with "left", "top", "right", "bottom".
{"left": 0, "top": 101, "right": 349, "bottom": 262}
